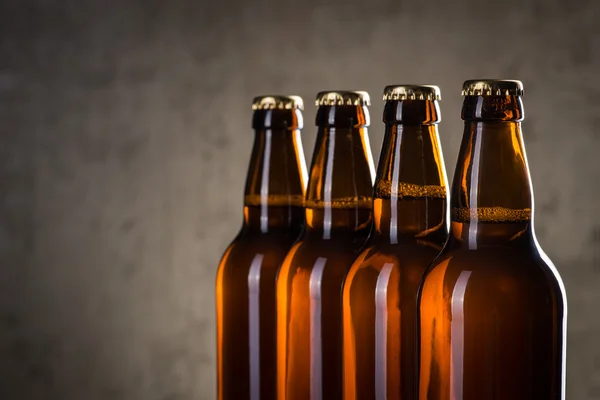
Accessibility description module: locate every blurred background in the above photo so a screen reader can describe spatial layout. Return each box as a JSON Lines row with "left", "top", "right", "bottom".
{"left": 1, "top": 0, "right": 599, "bottom": 398}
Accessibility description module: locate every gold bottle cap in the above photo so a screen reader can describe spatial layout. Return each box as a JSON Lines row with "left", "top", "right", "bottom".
{"left": 315, "top": 91, "right": 371, "bottom": 106}
{"left": 383, "top": 85, "right": 441, "bottom": 101}
{"left": 251, "top": 95, "right": 304, "bottom": 111}
{"left": 461, "top": 80, "right": 524, "bottom": 96}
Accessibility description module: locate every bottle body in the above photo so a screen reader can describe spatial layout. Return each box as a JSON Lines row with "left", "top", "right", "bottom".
{"left": 418, "top": 222, "right": 566, "bottom": 399}
{"left": 343, "top": 94, "right": 448, "bottom": 399}
{"left": 217, "top": 209, "right": 303, "bottom": 399}
{"left": 343, "top": 239, "right": 444, "bottom": 399}
{"left": 217, "top": 101, "right": 307, "bottom": 400}
{"left": 277, "top": 211, "right": 371, "bottom": 399}
{"left": 277, "top": 97, "right": 375, "bottom": 400}
{"left": 417, "top": 83, "right": 567, "bottom": 400}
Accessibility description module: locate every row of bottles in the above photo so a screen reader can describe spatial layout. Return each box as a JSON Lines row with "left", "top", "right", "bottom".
{"left": 216, "top": 80, "right": 567, "bottom": 400}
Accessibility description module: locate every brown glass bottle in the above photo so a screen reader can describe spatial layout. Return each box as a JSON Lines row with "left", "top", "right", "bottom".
{"left": 342, "top": 85, "right": 449, "bottom": 400}
{"left": 216, "top": 96, "right": 308, "bottom": 400}
{"left": 417, "top": 80, "right": 567, "bottom": 399}
{"left": 276, "top": 91, "right": 376, "bottom": 400}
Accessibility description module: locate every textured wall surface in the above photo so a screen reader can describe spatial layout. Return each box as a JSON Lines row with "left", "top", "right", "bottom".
{"left": 1, "top": 0, "right": 599, "bottom": 399}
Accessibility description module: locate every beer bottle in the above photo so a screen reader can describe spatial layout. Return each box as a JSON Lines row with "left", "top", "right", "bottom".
{"left": 417, "top": 80, "right": 567, "bottom": 399}
{"left": 216, "top": 95, "right": 308, "bottom": 400}
{"left": 343, "top": 85, "right": 449, "bottom": 399}
{"left": 276, "top": 91, "right": 376, "bottom": 399}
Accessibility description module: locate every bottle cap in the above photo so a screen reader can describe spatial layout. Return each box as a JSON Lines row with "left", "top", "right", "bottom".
{"left": 383, "top": 85, "right": 441, "bottom": 101}
{"left": 252, "top": 95, "right": 304, "bottom": 110}
{"left": 462, "top": 80, "right": 524, "bottom": 96}
{"left": 315, "top": 91, "right": 371, "bottom": 106}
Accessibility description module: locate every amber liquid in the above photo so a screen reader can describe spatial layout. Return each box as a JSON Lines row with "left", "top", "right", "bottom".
{"left": 217, "top": 107, "right": 307, "bottom": 400}
{"left": 343, "top": 101, "right": 448, "bottom": 399}
{"left": 418, "top": 94, "right": 566, "bottom": 399}
{"left": 217, "top": 205, "right": 304, "bottom": 399}
{"left": 343, "top": 197, "right": 447, "bottom": 400}
{"left": 277, "top": 206, "right": 371, "bottom": 400}
{"left": 278, "top": 103, "right": 374, "bottom": 400}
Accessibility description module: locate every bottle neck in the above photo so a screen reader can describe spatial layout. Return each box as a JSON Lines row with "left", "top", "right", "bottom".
{"left": 243, "top": 126, "right": 308, "bottom": 233}
{"left": 305, "top": 106, "right": 375, "bottom": 239}
{"left": 450, "top": 96, "right": 534, "bottom": 246}
{"left": 373, "top": 119, "right": 448, "bottom": 244}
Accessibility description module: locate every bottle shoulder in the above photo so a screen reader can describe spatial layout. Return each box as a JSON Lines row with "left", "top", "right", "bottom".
{"left": 347, "top": 239, "right": 443, "bottom": 272}
{"left": 430, "top": 238, "right": 554, "bottom": 268}
{"left": 217, "top": 232, "right": 297, "bottom": 272}
{"left": 422, "top": 241, "right": 566, "bottom": 301}
{"left": 277, "top": 235, "right": 363, "bottom": 277}
{"left": 342, "top": 240, "right": 443, "bottom": 292}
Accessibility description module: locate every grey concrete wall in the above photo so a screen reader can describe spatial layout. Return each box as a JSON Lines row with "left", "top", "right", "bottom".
{"left": 1, "top": 0, "right": 599, "bottom": 398}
